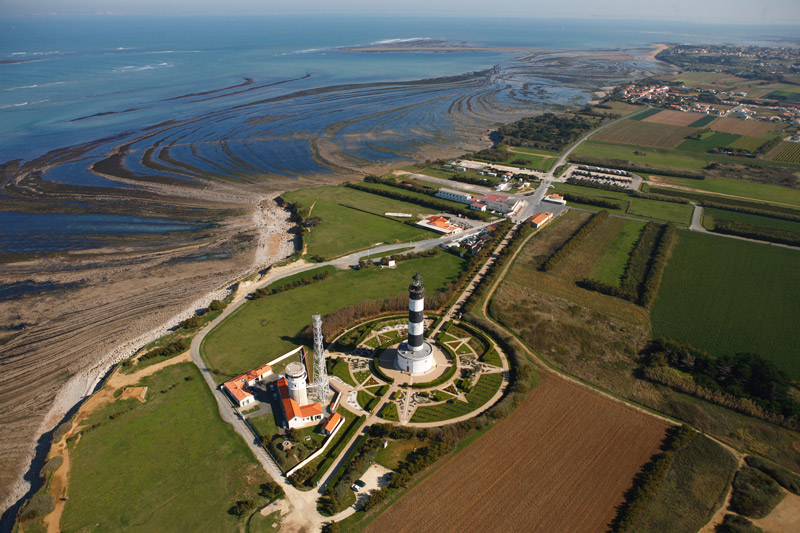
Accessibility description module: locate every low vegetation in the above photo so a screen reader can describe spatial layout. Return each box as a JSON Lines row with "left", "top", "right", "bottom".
{"left": 496, "top": 112, "right": 600, "bottom": 152}
{"left": 542, "top": 211, "right": 608, "bottom": 271}
{"left": 729, "top": 467, "right": 785, "bottom": 519}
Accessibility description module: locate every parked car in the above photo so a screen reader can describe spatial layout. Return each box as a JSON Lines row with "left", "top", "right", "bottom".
{"left": 350, "top": 479, "right": 366, "bottom": 492}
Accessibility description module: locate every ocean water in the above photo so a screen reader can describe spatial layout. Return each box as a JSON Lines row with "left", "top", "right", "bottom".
{"left": 1, "top": 15, "right": 798, "bottom": 252}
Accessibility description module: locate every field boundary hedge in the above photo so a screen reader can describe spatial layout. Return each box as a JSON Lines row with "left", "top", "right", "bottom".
{"left": 710, "top": 218, "right": 800, "bottom": 247}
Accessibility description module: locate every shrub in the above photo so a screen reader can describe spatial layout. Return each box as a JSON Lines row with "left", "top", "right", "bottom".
{"left": 259, "top": 481, "right": 284, "bottom": 501}
{"left": 745, "top": 456, "right": 800, "bottom": 494}
{"left": 139, "top": 338, "right": 189, "bottom": 361}
{"left": 730, "top": 467, "right": 785, "bottom": 518}
{"left": 178, "top": 315, "right": 202, "bottom": 329}
{"left": 208, "top": 299, "right": 224, "bottom": 312}
{"left": 612, "top": 451, "right": 675, "bottom": 531}
{"left": 40, "top": 456, "right": 64, "bottom": 476}
{"left": 228, "top": 499, "right": 254, "bottom": 516}
{"left": 715, "top": 514, "right": 763, "bottom": 533}
{"left": 18, "top": 492, "right": 55, "bottom": 521}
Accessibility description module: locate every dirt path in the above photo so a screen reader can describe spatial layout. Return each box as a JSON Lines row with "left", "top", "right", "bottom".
{"left": 41, "top": 352, "right": 191, "bottom": 533}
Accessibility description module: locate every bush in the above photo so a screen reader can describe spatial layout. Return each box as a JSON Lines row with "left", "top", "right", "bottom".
{"left": 259, "top": 481, "right": 284, "bottom": 501}
{"left": 228, "top": 499, "right": 254, "bottom": 516}
{"left": 18, "top": 492, "right": 55, "bottom": 521}
{"left": 576, "top": 278, "right": 637, "bottom": 301}
{"left": 715, "top": 514, "right": 763, "bottom": 533}
{"left": 730, "top": 467, "right": 785, "bottom": 518}
{"left": 178, "top": 315, "right": 202, "bottom": 329}
{"left": 562, "top": 192, "right": 623, "bottom": 209}
{"left": 208, "top": 299, "right": 224, "bottom": 312}
{"left": 745, "top": 456, "right": 800, "bottom": 494}
{"left": 139, "top": 338, "right": 189, "bottom": 361}
{"left": 40, "top": 456, "right": 64, "bottom": 477}
{"left": 612, "top": 452, "right": 675, "bottom": 531}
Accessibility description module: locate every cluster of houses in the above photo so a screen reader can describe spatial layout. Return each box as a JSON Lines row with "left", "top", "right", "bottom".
{"left": 435, "top": 188, "right": 523, "bottom": 215}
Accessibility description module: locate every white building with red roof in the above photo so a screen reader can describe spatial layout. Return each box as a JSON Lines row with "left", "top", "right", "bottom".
{"left": 222, "top": 363, "right": 273, "bottom": 408}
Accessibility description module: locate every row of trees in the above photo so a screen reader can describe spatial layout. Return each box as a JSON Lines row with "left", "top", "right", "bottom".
{"left": 541, "top": 211, "right": 609, "bottom": 272}
{"left": 139, "top": 338, "right": 189, "bottom": 362}
{"left": 710, "top": 218, "right": 800, "bottom": 247}
{"left": 346, "top": 180, "right": 487, "bottom": 221}
{"left": 701, "top": 200, "right": 800, "bottom": 223}
{"left": 249, "top": 269, "right": 332, "bottom": 300}
{"left": 561, "top": 192, "right": 623, "bottom": 210}
{"left": 621, "top": 222, "right": 661, "bottom": 296}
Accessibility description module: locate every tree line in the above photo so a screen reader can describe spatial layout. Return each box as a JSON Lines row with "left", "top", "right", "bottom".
{"left": 249, "top": 269, "right": 332, "bottom": 300}
{"left": 345, "top": 181, "right": 487, "bottom": 221}
{"left": 496, "top": 112, "right": 599, "bottom": 152}
{"left": 709, "top": 218, "right": 800, "bottom": 247}
{"left": 561, "top": 192, "right": 624, "bottom": 210}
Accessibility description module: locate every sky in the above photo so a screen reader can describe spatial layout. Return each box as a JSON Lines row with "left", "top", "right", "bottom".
{"left": 1, "top": 0, "right": 799, "bottom": 25}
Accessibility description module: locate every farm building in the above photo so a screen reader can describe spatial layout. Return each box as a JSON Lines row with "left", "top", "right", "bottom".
{"left": 470, "top": 201, "right": 487, "bottom": 211}
{"left": 222, "top": 364, "right": 273, "bottom": 407}
{"left": 435, "top": 188, "right": 473, "bottom": 204}
{"left": 415, "top": 215, "right": 463, "bottom": 236}
{"left": 543, "top": 193, "right": 567, "bottom": 205}
{"left": 530, "top": 212, "right": 554, "bottom": 229}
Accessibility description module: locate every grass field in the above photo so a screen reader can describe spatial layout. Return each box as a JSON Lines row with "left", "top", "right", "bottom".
{"left": 201, "top": 252, "right": 465, "bottom": 383}
{"left": 630, "top": 108, "right": 662, "bottom": 121}
{"left": 365, "top": 375, "right": 668, "bottom": 532}
{"left": 502, "top": 148, "right": 557, "bottom": 171}
{"left": 410, "top": 372, "right": 502, "bottom": 423}
{"left": 650, "top": 175, "right": 800, "bottom": 207}
{"left": 676, "top": 131, "right": 740, "bottom": 153}
{"left": 591, "top": 120, "right": 695, "bottom": 148}
{"left": 709, "top": 117, "right": 778, "bottom": 137}
{"left": 771, "top": 142, "right": 800, "bottom": 163}
{"left": 61, "top": 363, "right": 270, "bottom": 531}
{"left": 651, "top": 230, "right": 800, "bottom": 378}
{"left": 704, "top": 208, "right": 800, "bottom": 233}
{"left": 689, "top": 115, "right": 718, "bottom": 128}
{"left": 596, "top": 101, "right": 645, "bottom": 116}
{"left": 628, "top": 435, "right": 738, "bottom": 532}
{"left": 588, "top": 219, "right": 647, "bottom": 286}
{"left": 281, "top": 186, "right": 430, "bottom": 259}
{"left": 643, "top": 109, "right": 708, "bottom": 127}
{"left": 552, "top": 182, "right": 694, "bottom": 224}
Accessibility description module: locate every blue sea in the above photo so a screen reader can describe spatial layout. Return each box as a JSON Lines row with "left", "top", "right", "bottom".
{"left": 0, "top": 15, "right": 798, "bottom": 252}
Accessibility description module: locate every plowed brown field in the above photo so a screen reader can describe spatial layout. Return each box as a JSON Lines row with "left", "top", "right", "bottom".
{"left": 590, "top": 120, "right": 693, "bottom": 148}
{"left": 366, "top": 375, "right": 668, "bottom": 533}
{"left": 709, "top": 117, "right": 777, "bottom": 136}
{"left": 643, "top": 109, "right": 706, "bottom": 126}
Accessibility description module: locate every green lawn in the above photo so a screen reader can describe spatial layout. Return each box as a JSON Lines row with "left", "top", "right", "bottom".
{"left": 61, "top": 363, "right": 271, "bottom": 531}
{"left": 574, "top": 140, "right": 800, "bottom": 171}
{"left": 653, "top": 176, "right": 800, "bottom": 207}
{"left": 410, "top": 372, "right": 502, "bottom": 423}
{"left": 281, "top": 186, "right": 431, "bottom": 259}
{"left": 651, "top": 230, "right": 800, "bottom": 378}
{"left": 201, "top": 253, "right": 465, "bottom": 384}
{"left": 628, "top": 435, "right": 738, "bottom": 532}
{"left": 552, "top": 183, "right": 693, "bottom": 224}
{"left": 704, "top": 208, "right": 800, "bottom": 233}
{"left": 676, "top": 131, "right": 740, "bottom": 153}
{"left": 329, "top": 358, "right": 356, "bottom": 387}
{"left": 375, "top": 438, "right": 425, "bottom": 470}
{"left": 588, "top": 219, "right": 646, "bottom": 286}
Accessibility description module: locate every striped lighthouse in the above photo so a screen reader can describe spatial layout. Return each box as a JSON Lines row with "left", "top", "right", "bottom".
{"left": 395, "top": 273, "right": 435, "bottom": 375}
{"left": 408, "top": 273, "right": 425, "bottom": 350}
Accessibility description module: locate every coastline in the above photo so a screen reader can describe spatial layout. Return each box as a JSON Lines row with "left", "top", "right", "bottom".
{"left": 0, "top": 195, "right": 297, "bottom": 521}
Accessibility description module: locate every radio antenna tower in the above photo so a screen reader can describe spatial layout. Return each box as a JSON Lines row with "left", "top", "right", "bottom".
{"left": 312, "top": 314, "right": 329, "bottom": 402}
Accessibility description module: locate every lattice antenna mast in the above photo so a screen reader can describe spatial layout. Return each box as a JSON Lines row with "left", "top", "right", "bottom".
{"left": 312, "top": 314, "right": 329, "bottom": 402}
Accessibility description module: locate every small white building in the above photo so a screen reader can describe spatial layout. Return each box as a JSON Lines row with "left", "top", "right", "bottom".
{"left": 530, "top": 212, "right": 554, "bottom": 229}
{"left": 543, "top": 193, "right": 567, "bottom": 205}
{"left": 222, "top": 363, "right": 273, "bottom": 408}
{"left": 482, "top": 193, "right": 522, "bottom": 214}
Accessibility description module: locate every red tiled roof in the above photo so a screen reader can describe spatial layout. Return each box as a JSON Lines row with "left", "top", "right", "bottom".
{"left": 531, "top": 212, "right": 553, "bottom": 225}
{"left": 322, "top": 413, "right": 343, "bottom": 433}
{"left": 277, "top": 377, "right": 323, "bottom": 421}
{"left": 222, "top": 379, "right": 253, "bottom": 404}
{"left": 485, "top": 193, "right": 509, "bottom": 202}
{"left": 242, "top": 364, "right": 272, "bottom": 383}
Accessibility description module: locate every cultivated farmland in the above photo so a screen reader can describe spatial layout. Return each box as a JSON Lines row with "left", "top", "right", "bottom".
{"left": 365, "top": 375, "right": 668, "bottom": 533}
{"left": 590, "top": 120, "right": 695, "bottom": 148}
{"left": 651, "top": 230, "right": 800, "bottom": 379}
{"left": 771, "top": 142, "right": 800, "bottom": 163}
{"left": 727, "top": 135, "right": 769, "bottom": 152}
{"left": 709, "top": 117, "right": 777, "bottom": 136}
{"left": 643, "top": 109, "right": 708, "bottom": 127}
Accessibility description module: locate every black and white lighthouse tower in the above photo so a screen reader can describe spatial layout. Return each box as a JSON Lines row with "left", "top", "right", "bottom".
{"left": 395, "top": 273, "right": 435, "bottom": 374}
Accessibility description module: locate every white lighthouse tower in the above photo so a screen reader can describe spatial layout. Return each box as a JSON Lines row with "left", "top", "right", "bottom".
{"left": 284, "top": 361, "right": 308, "bottom": 405}
{"left": 395, "top": 273, "right": 435, "bottom": 375}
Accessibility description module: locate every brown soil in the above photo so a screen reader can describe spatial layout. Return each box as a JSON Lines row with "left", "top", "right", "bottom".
{"left": 710, "top": 117, "right": 778, "bottom": 137}
{"left": 643, "top": 109, "right": 708, "bottom": 127}
{"left": 752, "top": 489, "right": 800, "bottom": 532}
{"left": 119, "top": 387, "right": 148, "bottom": 403}
{"left": 366, "top": 374, "right": 668, "bottom": 532}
